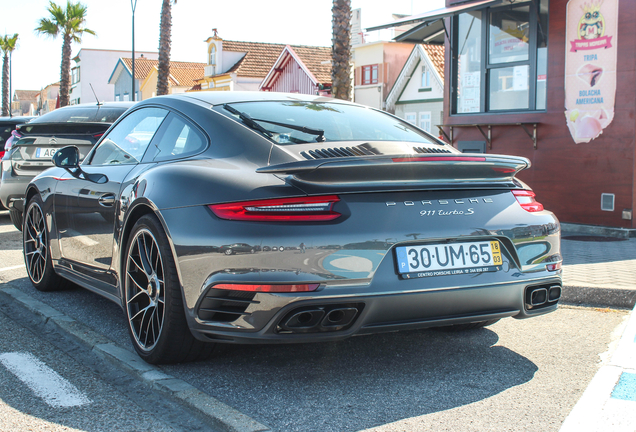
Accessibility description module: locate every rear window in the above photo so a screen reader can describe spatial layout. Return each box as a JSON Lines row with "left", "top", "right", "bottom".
{"left": 217, "top": 101, "right": 438, "bottom": 145}
{"left": 30, "top": 106, "right": 129, "bottom": 124}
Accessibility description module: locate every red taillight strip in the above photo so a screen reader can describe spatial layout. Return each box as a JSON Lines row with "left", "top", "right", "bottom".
{"left": 213, "top": 283, "right": 320, "bottom": 292}
{"left": 512, "top": 190, "right": 544, "bottom": 212}
{"left": 392, "top": 156, "right": 487, "bottom": 162}
{"left": 209, "top": 195, "right": 341, "bottom": 222}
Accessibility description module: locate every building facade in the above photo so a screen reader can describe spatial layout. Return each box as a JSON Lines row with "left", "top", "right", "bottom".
{"left": 109, "top": 57, "right": 205, "bottom": 101}
{"left": 352, "top": 41, "right": 414, "bottom": 110}
{"left": 386, "top": 44, "right": 445, "bottom": 135}
{"left": 259, "top": 45, "right": 332, "bottom": 95}
{"left": 192, "top": 34, "right": 330, "bottom": 94}
{"left": 70, "top": 49, "right": 158, "bottom": 104}
{"left": 373, "top": 0, "right": 636, "bottom": 229}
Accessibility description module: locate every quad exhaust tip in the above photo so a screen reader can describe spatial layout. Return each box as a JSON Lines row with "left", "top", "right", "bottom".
{"left": 279, "top": 305, "right": 362, "bottom": 333}
{"left": 525, "top": 284, "right": 561, "bottom": 310}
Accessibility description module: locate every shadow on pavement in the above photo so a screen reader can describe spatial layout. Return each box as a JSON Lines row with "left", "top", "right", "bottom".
{"left": 164, "top": 327, "right": 537, "bottom": 432}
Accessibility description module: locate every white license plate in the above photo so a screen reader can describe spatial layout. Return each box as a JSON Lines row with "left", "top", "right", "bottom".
{"left": 35, "top": 148, "right": 58, "bottom": 158}
{"left": 396, "top": 241, "right": 503, "bottom": 279}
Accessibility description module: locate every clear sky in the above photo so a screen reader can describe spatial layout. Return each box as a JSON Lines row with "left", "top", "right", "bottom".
{"left": 1, "top": 0, "right": 444, "bottom": 93}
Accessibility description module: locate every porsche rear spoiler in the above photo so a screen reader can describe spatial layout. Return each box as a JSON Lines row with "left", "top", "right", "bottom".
{"left": 256, "top": 154, "right": 530, "bottom": 192}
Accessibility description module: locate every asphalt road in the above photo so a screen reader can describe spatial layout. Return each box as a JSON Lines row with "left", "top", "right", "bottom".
{"left": 0, "top": 210, "right": 629, "bottom": 432}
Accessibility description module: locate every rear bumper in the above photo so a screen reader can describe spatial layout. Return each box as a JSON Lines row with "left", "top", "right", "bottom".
{"left": 187, "top": 276, "right": 562, "bottom": 344}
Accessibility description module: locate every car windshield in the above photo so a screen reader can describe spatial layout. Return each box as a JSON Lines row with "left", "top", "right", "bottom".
{"left": 31, "top": 106, "right": 129, "bottom": 124}
{"left": 219, "top": 101, "right": 438, "bottom": 145}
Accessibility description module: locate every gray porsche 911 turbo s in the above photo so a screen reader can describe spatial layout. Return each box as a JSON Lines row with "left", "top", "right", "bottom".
{"left": 22, "top": 92, "right": 562, "bottom": 364}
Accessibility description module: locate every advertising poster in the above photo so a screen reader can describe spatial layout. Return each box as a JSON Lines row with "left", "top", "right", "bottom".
{"left": 564, "top": 0, "right": 619, "bottom": 144}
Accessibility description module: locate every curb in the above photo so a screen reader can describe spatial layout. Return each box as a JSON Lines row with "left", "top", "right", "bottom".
{"left": 561, "top": 285, "right": 636, "bottom": 309}
{"left": 0, "top": 285, "right": 271, "bottom": 432}
{"left": 559, "top": 301, "right": 636, "bottom": 431}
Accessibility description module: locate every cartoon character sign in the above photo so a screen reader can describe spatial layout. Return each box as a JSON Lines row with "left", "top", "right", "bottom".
{"left": 578, "top": 2, "right": 605, "bottom": 40}
{"left": 565, "top": 0, "right": 618, "bottom": 144}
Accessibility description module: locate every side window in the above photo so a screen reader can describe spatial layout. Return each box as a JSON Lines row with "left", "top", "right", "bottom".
{"left": 89, "top": 108, "right": 168, "bottom": 166}
{"left": 149, "top": 113, "right": 207, "bottom": 162}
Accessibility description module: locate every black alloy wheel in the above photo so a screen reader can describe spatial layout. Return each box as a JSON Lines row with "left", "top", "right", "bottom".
{"left": 124, "top": 214, "right": 213, "bottom": 364}
{"left": 23, "top": 196, "right": 62, "bottom": 291}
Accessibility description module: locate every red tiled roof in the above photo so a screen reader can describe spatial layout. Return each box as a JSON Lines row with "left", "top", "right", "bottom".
{"left": 121, "top": 58, "right": 206, "bottom": 87}
{"left": 291, "top": 46, "right": 332, "bottom": 83}
{"left": 421, "top": 44, "right": 445, "bottom": 79}
{"left": 221, "top": 40, "right": 330, "bottom": 79}
{"left": 13, "top": 90, "right": 40, "bottom": 101}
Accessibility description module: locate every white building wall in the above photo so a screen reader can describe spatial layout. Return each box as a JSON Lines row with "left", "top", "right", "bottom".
{"left": 70, "top": 49, "right": 158, "bottom": 104}
{"left": 395, "top": 101, "right": 444, "bottom": 135}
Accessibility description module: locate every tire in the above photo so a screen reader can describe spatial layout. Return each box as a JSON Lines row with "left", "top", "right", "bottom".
{"left": 23, "top": 196, "right": 63, "bottom": 291}
{"left": 436, "top": 319, "right": 500, "bottom": 332}
{"left": 250, "top": 249, "right": 255, "bottom": 254}
{"left": 10, "top": 208, "right": 23, "bottom": 231}
{"left": 224, "top": 249, "right": 233, "bottom": 255}
{"left": 124, "top": 214, "right": 214, "bottom": 364}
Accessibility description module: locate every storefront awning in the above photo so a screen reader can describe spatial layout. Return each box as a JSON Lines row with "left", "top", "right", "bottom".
{"left": 366, "top": 0, "right": 501, "bottom": 44}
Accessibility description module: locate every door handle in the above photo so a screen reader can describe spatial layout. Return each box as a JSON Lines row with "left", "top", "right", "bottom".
{"left": 98, "top": 193, "right": 116, "bottom": 207}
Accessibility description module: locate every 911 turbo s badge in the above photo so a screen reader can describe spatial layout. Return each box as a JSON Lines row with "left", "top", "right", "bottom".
{"left": 386, "top": 198, "right": 493, "bottom": 216}
{"left": 420, "top": 208, "right": 474, "bottom": 216}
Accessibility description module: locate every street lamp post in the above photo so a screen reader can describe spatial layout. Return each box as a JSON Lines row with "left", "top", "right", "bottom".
{"left": 131, "top": 0, "right": 138, "bottom": 102}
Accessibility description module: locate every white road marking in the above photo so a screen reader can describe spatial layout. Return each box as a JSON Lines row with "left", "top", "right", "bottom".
{"left": 0, "top": 265, "right": 25, "bottom": 273}
{"left": 303, "top": 258, "right": 309, "bottom": 265}
{"left": 0, "top": 352, "right": 92, "bottom": 408}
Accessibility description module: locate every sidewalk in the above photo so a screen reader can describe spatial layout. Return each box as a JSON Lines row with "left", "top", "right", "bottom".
{"left": 560, "top": 235, "right": 636, "bottom": 431}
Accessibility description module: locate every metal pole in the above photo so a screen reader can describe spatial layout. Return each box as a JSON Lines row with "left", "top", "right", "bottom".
{"left": 131, "top": 0, "right": 138, "bottom": 101}
{"left": 9, "top": 51, "right": 12, "bottom": 117}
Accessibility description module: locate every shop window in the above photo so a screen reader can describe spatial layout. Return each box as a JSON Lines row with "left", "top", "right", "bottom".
{"left": 362, "top": 64, "right": 378, "bottom": 85}
{"left": 419, "top": 112, "right": 432, "bottom": 132}
{"left": 452, "top": 0, "right": 549, "bottom": 114}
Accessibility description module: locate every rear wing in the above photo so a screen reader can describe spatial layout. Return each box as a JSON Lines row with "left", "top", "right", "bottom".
{"left": 257, "top": 154, "right": 530, "bottom": 192}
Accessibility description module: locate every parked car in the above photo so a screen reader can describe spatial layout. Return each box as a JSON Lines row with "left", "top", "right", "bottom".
{"left": 219, "top": 243, "right": 257, "bottom": 255}
{"left": 22, "top": 92, "right": 562, "bottom": 364}
{"left": 0, "top": 102, "right": 134, "bottom": 228}
{"left": 0, "top": 116, "right": 35, "bottom": 209}
{"left": 0, "top": 116, "right": 35, "bottom": 159}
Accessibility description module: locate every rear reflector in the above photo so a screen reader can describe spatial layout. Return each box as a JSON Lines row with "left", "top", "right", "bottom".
{"left": 210, "top": 195, "right": 341, "bottom": 222}
{"left": 392, "top": 156, "right": 486, "bottom": 162}
{"left": 512, "top": 190, "right": 544, "bottom": 212}
{"left": 546, "top": 262, "right": 562, "bottom": 272}
{"left": 213, "top": 283, "right": 320, "bottom": 293}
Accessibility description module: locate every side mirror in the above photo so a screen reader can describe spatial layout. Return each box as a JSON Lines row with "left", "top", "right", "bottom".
{"left": 53, "top": 146, "right": 80, "bottom": 168}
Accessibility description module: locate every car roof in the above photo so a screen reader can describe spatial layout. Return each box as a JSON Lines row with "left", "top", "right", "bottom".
{"left": 28, "top": 102, "right": 136, "bottom": 124}
{"left": 161, "top": 91, "right": 355, "bottom": 107}
{"left": 0, "top": 116, "right": 35, "bottom": 125}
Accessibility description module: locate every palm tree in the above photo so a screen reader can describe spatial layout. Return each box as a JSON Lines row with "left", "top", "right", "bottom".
{"left": 157, "top": 0, "right": 176, "bottom": 96}
{"left": 331, "top": 0, "right": 352, "bottom": 101}
{"left": 35, "top": 1, "right": 95, "bottom": 107}
{"left": 0, "top": 34, "right": 19, "bottom": 117}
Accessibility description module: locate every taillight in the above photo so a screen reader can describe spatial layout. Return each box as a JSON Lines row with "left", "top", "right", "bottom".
{"left": 546, "top": 262, "right": 562, "bottom": 272}
{"left": 4, "top": 130, "right": 22, "bottom": 152}
{"left": 512, "top": 190, "right": 544, "bottom": 212}
{"left": 213, "top": 283, "right": 320, "bottom": 292}
{"left": 93, "top": 133, "right": 104, "bottom": 139}
{"left": 209, "top": 195, "right": 341, "bottom": 222}
{"left": 0, "top": 151, "right": 4, "bottom": 159}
